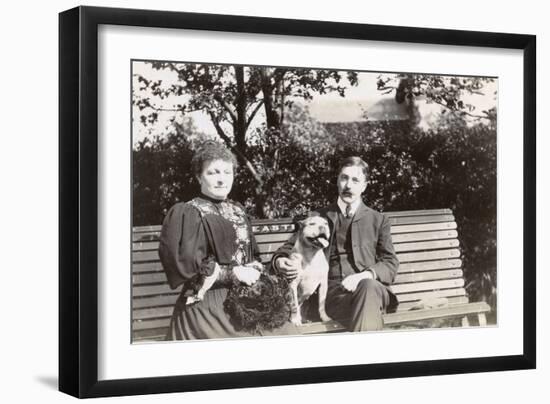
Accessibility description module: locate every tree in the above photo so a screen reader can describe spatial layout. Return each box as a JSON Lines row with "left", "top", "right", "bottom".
{"left": 134, "top": 62, "right": 358, "bottom": 216}
{"left": 376, "top": 74, "right": 496, "bottom": 124}
{"left": 133, "top": 118, "right": 207, "bottom": 225}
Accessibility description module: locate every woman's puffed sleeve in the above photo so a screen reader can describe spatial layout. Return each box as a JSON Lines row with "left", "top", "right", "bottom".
{"left": 158, "top": 203, "right": 210, "bottom": 290}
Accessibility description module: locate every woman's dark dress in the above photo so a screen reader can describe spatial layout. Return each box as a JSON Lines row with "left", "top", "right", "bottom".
{"left": 159, "top": 196, "right": 297, "bottom": 340}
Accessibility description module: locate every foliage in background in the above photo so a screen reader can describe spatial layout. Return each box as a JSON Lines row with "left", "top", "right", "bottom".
{"left": 133, "top": 118, "right": 203, "bottom": 226}
{"left": 133, "top": 63, "right": 497, "bottom": 318}
{"left": 133, "top": 105, "right": 496, "bottom": 314}
{"left": 135, "top": 63, "right": 358, "bottom": 217}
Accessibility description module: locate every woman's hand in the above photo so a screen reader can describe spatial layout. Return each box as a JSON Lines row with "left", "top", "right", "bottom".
{"left": 232, "top": 265, "right": 261, "bottom": 286}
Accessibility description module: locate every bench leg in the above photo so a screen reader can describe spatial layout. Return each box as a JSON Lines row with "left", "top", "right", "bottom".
{"left": 461, "top": 316, "right": 470, "bottom": 327}
{"left": 477, "top": 313, "right": 487, "bottom": 327}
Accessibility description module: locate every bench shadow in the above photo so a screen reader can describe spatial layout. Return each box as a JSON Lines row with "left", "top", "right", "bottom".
{"left": 36, "top": 375, "right": 58, "bottom": 390}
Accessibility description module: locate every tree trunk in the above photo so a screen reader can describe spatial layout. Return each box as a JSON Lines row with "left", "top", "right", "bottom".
{"left": 234, "top": 65, "right": 248, "bottom": 151}
{"left": 260, "top": 68, "right": 281, "bottom": 130}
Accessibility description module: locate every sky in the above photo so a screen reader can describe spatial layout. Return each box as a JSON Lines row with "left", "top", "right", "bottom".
{"left": 132, "top": 61, "right": 498, "bottom": 145}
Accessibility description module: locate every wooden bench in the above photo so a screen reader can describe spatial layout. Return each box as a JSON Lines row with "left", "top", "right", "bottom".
{"left": 132, "top": 208, "right": 490, "bottom": 342}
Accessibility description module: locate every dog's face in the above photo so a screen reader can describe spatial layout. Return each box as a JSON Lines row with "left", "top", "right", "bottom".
{"left": 298, "top": 216, "right": 330, "bottom": 250}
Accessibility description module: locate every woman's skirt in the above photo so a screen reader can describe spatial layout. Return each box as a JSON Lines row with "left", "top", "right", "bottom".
{"left": 166, "top": 287, "right": 299, "bottom": 340}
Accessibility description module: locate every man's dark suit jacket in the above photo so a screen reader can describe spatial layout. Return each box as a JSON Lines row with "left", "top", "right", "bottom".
{"left": 272, "top": 201, "right": 399, "bottom": 310}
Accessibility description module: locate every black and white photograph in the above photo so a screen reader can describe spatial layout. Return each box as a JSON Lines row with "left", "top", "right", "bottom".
{"left": 131, "top": 60, "right": 498, "bottom": 343}
{"left": 0, "top": 0, "right": 535, "bottom": 401}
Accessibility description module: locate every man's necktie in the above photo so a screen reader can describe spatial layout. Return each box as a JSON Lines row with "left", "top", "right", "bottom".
{"left": 345, "top": 204, "right": 352, "bottom": 218}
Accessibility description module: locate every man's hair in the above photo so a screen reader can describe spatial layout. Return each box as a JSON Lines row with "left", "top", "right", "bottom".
{"left": 338, "top": 156, "right": 369, "bottom": 182}
{"left": 191, "top": 140, "right": 238, "bottom": 177}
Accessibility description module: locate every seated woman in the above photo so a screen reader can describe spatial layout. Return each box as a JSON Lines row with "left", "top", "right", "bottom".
{"left": 159, "top": 141, "right": 297, "bottom": 340}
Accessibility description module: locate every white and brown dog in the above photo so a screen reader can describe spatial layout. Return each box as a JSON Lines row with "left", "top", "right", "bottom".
{"left": 289, "top": 215, "right": 332, "bottom": 325}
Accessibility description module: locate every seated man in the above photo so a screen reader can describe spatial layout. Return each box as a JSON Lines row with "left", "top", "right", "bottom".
{"left": 272, "top": 156, "right": 399, "bottom": 331}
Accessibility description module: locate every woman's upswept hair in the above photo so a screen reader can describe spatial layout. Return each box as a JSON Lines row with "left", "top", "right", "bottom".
{"left": 191, "top": 140, "right": 238, "bottom": 177}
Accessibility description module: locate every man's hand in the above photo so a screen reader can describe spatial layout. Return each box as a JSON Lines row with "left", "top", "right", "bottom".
{"left": 276, "top": 257, "right": 300, "bottom": 281}
{"left": 232, "top": 266, "right": 261, "bottom": 286}
{"left": 341, "top": 271, "right": 374, "bottom": 293}
{"left": 245, "top": 261, "right": 264, "bottom": 271}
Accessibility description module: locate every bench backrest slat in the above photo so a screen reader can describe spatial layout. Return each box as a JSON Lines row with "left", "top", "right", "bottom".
{"left": 131, "top": 221, "right": 459, "bottom": 243}
{"left": 133, "top": 267, "right": 464, "bottom": 287}
{"left": 134, "top": 231, "right": 461, "bottom": 252}
{"left": 131, "top": 209, "right": 468, "bottom": 341}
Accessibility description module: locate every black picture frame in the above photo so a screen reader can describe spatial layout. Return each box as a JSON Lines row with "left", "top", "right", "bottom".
{"left": 59, "top": 5, "right": 536, "bottom": 398}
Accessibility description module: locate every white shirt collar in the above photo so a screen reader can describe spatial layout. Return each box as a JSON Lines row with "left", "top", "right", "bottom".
{"left": 337, "top": 197, "right": 361, "bottom": 217}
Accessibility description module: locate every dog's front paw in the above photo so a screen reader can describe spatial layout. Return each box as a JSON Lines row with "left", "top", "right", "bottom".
{"left": 291, "top": 314, "right": 303, "bottom": 326}
{"left": 319, "top": 313, "right": 332, "bottom": 322}
{"left": 186, "top": 295, "right": 201, "bottom": 305}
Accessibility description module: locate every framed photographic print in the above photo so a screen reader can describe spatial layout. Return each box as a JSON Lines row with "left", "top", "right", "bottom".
{"left": 59, "top": 5, "right": 536, "bottom": 398}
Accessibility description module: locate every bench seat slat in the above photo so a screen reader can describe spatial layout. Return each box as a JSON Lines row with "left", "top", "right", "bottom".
{"left": 298, "top": 302, "right": 490, "bottom": 334}
{"left": 298, "top": 320, "right": 345, "bottom": 334}
{"left": 131, "top": 296, "right": 473, "bottom": 323}
{"left": 133, "top": 299, "right": 491, "bottom": 337}
{"left": 396, "top": 296, "right": 469, "bottom": 311}
{"left": 383, "top": 302, "right": 491, "bottom": 325}
{"left": 131, "top": 295, "right": 472, "bottom": 325}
